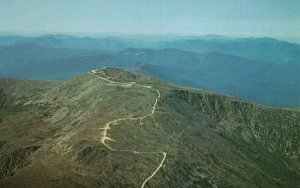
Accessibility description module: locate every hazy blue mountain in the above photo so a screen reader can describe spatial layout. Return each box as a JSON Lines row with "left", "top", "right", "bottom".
{"left": 0, "top": 52, "right": 144, "bottom": 80}
{"left": 159, "top": 37, "right": 300, "bottom": 65}
{"left": 0, "top": 36, "right": 33, "bottom": 46}
{"left": 0, "top": 39, "right": 149, "bottom": 80}
{"left": 117, "top": 48, "right": 300, "bottom": 107}
{"left": 3, "top": 35, "right": 299, "bottom": 64}
{"left": 0, "top": 35, "right": 299, "bottom": 107}
{"left": 0, "top": 43, "right": 104, "bottom": 62}
{"left": 30, "top": 35, "right": 139, "bottom": 51}
{"left": 0, "top": 34, "right": 153, "bottom": 51}
{"left": 0, "top": 43, "right": 106, "bottom": 78}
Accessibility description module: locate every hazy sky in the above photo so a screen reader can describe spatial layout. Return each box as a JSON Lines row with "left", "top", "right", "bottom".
{"left": 0, "top": 0, "right": 299, "bottom": 37}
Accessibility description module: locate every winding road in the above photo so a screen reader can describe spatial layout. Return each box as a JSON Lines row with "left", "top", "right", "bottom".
{"left": 89, "top": 69, "right": 167, "bottom": 188}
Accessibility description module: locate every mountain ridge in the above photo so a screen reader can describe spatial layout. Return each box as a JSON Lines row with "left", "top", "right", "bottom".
{"left": 1, "top": 35, "right": 300, "bottom": 107}
{"left": 0, "top": 68, "right": 299, "bottom": 187}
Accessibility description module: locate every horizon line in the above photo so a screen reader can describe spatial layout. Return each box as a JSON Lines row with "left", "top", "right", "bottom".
{"left": 0, "top": 31, "right": 300, "bottom": 43}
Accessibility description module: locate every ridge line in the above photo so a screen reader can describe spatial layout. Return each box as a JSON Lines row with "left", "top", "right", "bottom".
{"left": 88, "top": 69, "right": 167, "bottom": 188}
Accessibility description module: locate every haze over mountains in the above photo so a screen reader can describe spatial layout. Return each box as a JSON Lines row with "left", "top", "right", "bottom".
{"left": 1, "top": 0, "right": 299, "bottom": 187}
{"left": 1, "top": 34, "right": 299, "bottom": 107}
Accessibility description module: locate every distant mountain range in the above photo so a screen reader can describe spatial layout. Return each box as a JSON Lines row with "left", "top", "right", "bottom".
{"left": 0, "top": 34, "right": 151, "bottom": 51}
{"left": 117, "top": 48, "right": 300, "bottom": 107}
{"left": 0, "top": 34, "right": 299, "bottom": 107}
{"left": 158, "top": 37, "right": 300, "bottom": 65}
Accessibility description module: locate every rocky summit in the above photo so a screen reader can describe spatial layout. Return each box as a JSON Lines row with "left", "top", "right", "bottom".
{"left": 0, "top": 68, "right": 299, "bottom": 187}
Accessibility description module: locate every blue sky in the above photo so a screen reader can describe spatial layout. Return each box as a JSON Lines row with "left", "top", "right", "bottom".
{"left": 0, "top": 0, "right": 299, "bottom": 37}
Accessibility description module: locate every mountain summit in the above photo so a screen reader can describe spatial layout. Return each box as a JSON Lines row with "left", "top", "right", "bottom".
{"left": 0, "top": 68, "right": 299, "bottom": 187}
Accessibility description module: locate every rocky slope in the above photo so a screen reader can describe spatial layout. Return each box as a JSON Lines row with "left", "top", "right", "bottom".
{"left": 0, "top": 68, "right": 299, "bottom": 187}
